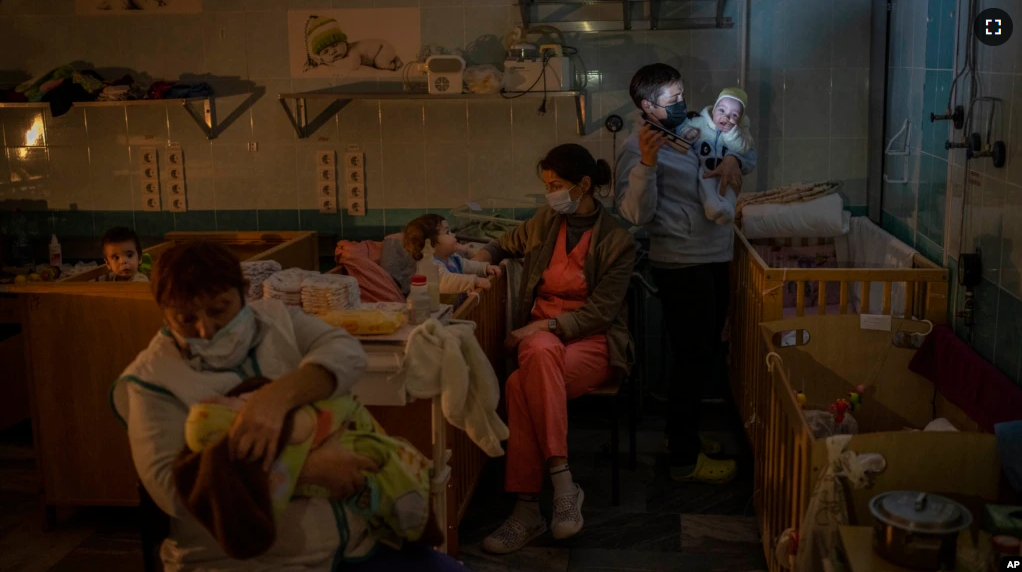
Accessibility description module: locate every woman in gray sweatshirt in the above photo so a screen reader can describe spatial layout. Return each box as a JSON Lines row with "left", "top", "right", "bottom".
{"left": 614, "top": 63, "right": 756, "bottom": 484}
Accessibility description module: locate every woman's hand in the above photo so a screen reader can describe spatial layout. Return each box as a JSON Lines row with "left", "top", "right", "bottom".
{"left": 486, "top": 264, "right": 502, "bottom": 278}
{"left": 504, "top": 320, "right": 547, "bottom": 350}
{"left": 229, "top": 385, "right": 292, "bottom": 471}
{"left": 639, "top": 124, "right": 666, "bottom": 167}
{"left": 474, "top": 277, "right": 492, "bottom": 290}
{"left": 703, "top": 155, "right": 744, "bottom": 197}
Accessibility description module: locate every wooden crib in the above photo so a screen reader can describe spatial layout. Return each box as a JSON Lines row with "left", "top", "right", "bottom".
{"left": 752, "top": 316, "right": 1002, "bottom": 572}
{"left": 729, "top": 227, "right": 949, "bottom": 459}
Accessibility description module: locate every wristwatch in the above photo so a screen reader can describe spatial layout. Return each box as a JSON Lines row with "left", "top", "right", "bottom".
{"left": 548, "top": 319, "right": 558, "bottom": 333}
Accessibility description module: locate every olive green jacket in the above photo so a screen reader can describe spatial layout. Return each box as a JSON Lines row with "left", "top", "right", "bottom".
{"left": 483, "top": 202, "right": 637, "bottom": 376}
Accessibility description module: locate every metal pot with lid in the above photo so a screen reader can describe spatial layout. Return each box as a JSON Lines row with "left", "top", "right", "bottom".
{"left": 869, "top": 491, "right": 973, "bottom": 570}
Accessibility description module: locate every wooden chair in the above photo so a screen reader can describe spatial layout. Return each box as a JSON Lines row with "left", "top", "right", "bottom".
{"left": 577, "top": 271, "right": 652, "bottom": 506}
{"left": 138, "top": 481, "right": 169, "bottom": 572}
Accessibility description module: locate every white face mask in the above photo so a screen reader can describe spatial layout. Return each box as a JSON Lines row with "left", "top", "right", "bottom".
{"left": 546, "top": 185, "right": 580, "bottom": 215}
{"left": 174, "top": 305, "right": 257, "bottom": 371}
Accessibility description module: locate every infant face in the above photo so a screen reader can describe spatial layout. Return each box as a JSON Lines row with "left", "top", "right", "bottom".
{"left": 713, "top": 98, "right": 743, "bottom": 133}
{"left": 319, "top": 43, "right": 348, "bottom": 63}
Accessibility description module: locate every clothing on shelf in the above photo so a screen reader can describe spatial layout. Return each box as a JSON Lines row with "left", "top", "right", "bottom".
{"left": 301, "top": 273, "right": 362, "bottom": 315}
{"left": 262, "top": 268, "right": 319, "bottom": 306}
{"left": 241, "top": 260, "right": 283, "bottom": 301}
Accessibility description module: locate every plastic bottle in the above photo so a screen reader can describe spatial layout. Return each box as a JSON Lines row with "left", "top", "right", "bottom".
{"left": 48, "top": 234, "right": 62, "bottom": 268}
{"left": 407, "top": 275, "right": 430, "bottom": 325}
{"left": 416, "top": 239, "right": 441, "bottom": 312}
{"left": 10, "top": 209, "right": 32, "bottom": 267}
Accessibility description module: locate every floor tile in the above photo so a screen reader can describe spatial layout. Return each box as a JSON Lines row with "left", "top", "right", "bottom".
{"left": 680, "top": 514, "right": 761, "bottom": 549}
{"left": 459, "top": 544, "right": 571, "bottom": 572}
{"left": 566, "top": 548, "right": 714, "bottom": 572}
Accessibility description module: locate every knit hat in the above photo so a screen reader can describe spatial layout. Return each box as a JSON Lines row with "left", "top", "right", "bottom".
{"left": 714, "top": 87, "right": 748, "bottom": 111}
{"left": 306, "top": 16, "right": 347, "bottom": 56}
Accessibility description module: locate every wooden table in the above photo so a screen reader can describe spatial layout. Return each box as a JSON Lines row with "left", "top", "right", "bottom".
{"left": 838, "top": 525, "right": 992, "bottom": 572}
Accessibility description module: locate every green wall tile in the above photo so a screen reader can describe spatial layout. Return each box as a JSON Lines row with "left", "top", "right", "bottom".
{"left": 257, "top": 209, "right": 300, "bottom": 231}
{"left": 215, "top": 210, "right": 258, "bottom": 231}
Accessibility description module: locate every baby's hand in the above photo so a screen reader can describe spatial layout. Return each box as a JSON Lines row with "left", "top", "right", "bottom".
{"left": 486, "top": 265, "right": 502, "bottom": 278}
{"left": 474, "top": 277, "right": 492, "bottom": 290}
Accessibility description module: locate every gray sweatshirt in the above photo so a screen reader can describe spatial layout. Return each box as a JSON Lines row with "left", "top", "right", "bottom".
{"left": 614, "top": 120, "right": 757, "bottom": 266}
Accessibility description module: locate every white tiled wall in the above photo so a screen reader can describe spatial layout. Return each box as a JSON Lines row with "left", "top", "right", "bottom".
{"left": 0, "top": 0, "right": 872, "bottom": 227}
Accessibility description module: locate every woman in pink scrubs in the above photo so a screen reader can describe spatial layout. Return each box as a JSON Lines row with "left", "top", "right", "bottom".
{"left": 471, "top": 144, "right": 637, "bottom": 554}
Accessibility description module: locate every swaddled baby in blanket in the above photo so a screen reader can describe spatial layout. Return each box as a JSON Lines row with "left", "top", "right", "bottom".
{"left": 678, "top": 87, "right": 755, "bottom": 226}
{"left": 181, "top": 376, "right": 441, "bottom": 561}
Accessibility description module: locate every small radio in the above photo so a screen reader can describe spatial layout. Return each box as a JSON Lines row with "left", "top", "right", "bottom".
{"left": 424, "top": 55, "right": 465, "bottom": 95}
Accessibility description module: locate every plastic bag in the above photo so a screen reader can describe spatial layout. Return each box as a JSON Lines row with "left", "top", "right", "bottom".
{"left": 803, "top": 409, "right": 858, "bottom": 439}
{"left": 464, "top": 65, "right": 503, "bottom": 94}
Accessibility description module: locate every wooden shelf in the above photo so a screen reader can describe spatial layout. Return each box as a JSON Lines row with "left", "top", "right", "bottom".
{"left": 517, "top": 0, "right": 733, "bottom": 32}
{"left": 278, "top": 90, "right": 588, "bottom": 136}
{"left": 0, "top": 97, "right": 218, "bottom": 139}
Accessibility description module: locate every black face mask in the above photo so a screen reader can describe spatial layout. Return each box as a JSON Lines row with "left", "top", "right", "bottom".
{"left": 649, "top": 100, "right": 688, "bottom": 130}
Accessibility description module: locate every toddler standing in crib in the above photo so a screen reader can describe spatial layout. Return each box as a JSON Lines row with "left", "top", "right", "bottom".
{"left": 678, "top": 87, "right": 756, "bottom": 226}
{"left": 98, "top": 226, "right": 149, "bottom": 282}
{"left": 403, "top": 214, "right": 501, "bottom": 293}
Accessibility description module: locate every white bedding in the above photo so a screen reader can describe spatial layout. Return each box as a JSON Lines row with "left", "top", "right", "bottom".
{"left": 741, "top": 193, "right": 850, "bottom": 239}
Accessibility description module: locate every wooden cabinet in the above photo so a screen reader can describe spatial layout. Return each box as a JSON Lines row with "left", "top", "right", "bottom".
{"left": 4, "top": 231, "right": 319, "bottom": 511}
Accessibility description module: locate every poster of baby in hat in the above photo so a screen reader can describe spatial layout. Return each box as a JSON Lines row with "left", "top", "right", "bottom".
{"left": 288, "top": 9, "right": 419, "bottom": 79}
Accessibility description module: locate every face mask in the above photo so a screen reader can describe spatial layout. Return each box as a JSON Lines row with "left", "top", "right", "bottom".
{"left": 175, "top": 305, "right": 257, "bottom": 371}
{"left": 546, "top": 185, "right": 580, "bottom": 215}
{"left": 653, "top": 100, "right": 688, "bottom": 130}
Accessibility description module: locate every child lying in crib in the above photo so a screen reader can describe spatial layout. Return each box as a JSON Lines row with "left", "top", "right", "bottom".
{"left": 678, "top": 87, "right": 755, "bottom": 226}
{"left": 181, "top": 376, "right": 440, "bottom": 560}
{"left": 403, "top": 214, "right": 502, "bottom": 293}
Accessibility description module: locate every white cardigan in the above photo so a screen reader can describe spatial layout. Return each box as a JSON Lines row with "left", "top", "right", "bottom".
{"left": 111, "top": 299, "right": 369, "bottom": 572}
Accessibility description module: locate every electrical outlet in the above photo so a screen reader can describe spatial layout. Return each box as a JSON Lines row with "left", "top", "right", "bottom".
{"left": 319, "top": 181, "right": 336, "bottom": 196}
{"left": 318, "top": 150, "right": 336, "bottom": 166}
{"left": 320, "top": 198, "right": 337, "bottom": 214}
{"left": 168, "top": 167, "right": 184, "bottom": 180}
{"left": 142, "top": 165, "right": 158, "bottom": 179}
{"left": 346, "top": 169, "right": 362, "bottom": 183}
{"left": 348, "top": 185, "right": 362, "bottom": 199}
{"left": 347, "top": 197, "right": 365, "bottom": 216}
{"left": 345, "top": 152, "right": 363, "bottom": 169}
{"left": 318, "top": 166, "right": 335, "bottom": 182}
{"left": 142, "top": 195, "right": 161, "bottom": 212}
{"left": 169, "top": 196, "right": 187, "bottom": 213}
{"left": 142, "top": 180, "right": 159, "bottom": 195}
{"left": 168, "top": 181, "right": 185, "bottom": 196}
{"left": 141, "top": 147, "right": 157, "bottom": 165}
{"left": 167, "top": 145, "right": 182, "bottom": 166}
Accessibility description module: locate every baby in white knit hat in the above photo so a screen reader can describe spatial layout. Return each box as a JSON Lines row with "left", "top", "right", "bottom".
{"left": 678, "top": 87, "right": 755, "bottom": 226}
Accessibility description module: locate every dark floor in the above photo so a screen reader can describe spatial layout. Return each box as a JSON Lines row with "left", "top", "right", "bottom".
{"left": 0, "top": 379, "right": 766, "bottom": 572}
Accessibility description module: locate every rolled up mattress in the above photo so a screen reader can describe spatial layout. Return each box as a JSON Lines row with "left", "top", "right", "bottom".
{"left": 740, "top": 192, "right": 850, "bottom": 239}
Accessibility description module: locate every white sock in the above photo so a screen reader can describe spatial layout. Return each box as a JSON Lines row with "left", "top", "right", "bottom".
{"left": 512, "top": 494, "right": 542, "bottom": 524}
{"left": 549, "top": 463, "right": 575, "bottom": 498}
